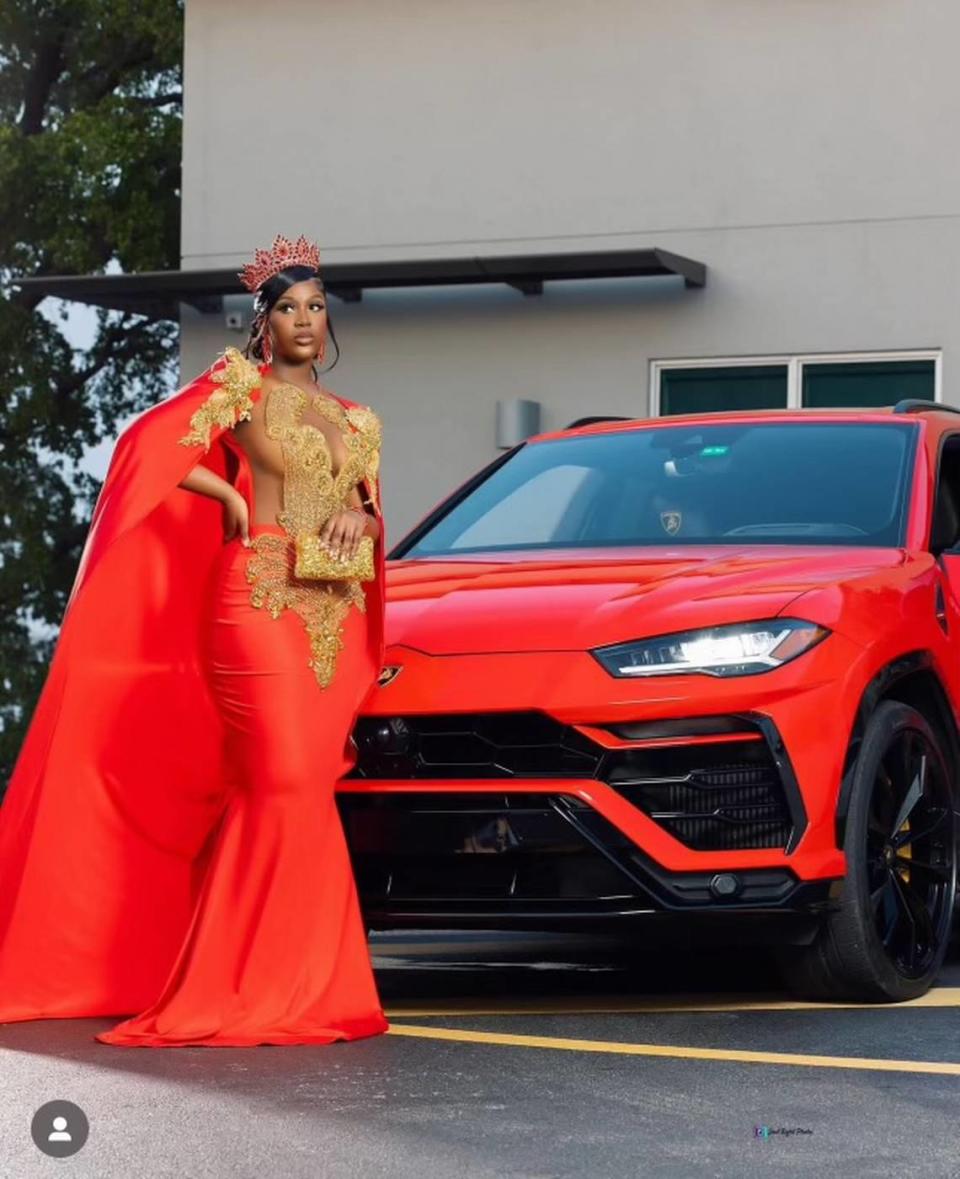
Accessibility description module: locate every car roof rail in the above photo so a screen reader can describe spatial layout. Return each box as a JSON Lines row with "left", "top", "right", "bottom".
{"left": 892, "top": 399, "right": 960, "bottom": 415}
{"left": 564, "top": 415, "right": 636, "bottom": 429}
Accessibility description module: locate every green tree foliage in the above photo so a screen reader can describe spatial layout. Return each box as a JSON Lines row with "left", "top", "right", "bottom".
{"left": 0, "top": 1, "right": 183, "bottom": 790}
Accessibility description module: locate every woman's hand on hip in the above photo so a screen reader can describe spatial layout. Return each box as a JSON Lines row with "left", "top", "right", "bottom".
{"left": 223, "top": 491, "right": 251, "bottom": 546}
{"left": 319, "top": 508, "right": 368, "bottom": 561}
{"left": 179, "top": 466, "right": 251, "bottom": 546}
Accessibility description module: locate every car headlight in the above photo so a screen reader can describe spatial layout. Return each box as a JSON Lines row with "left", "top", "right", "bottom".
{"left": 591, "top": 618, "right": 830, "bottom": 678}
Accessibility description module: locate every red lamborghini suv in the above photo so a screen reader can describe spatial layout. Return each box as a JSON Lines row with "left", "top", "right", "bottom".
{"left": 337, "top": 402, "right": 960, "bottom": 1002}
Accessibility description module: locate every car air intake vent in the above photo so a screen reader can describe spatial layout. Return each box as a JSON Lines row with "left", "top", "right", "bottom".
{"left": 347, "top": 712, "right": 603, "bottom": 780}
{"left": 604, "top": 716, "right": 754, "bottom": 740}
{"left": 604, "top": 735, "right": 793, "bottom": 851}
{"left": 694, "top": 765, "right": 772, "bottom": 787}
{"left": 348, "top": 711, "right": 799, "bottom": 852}
{"left": 337, "top": 791, "right": 644, "bottom": 906}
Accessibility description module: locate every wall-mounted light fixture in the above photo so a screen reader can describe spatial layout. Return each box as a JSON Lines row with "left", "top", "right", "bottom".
{"left": 496, "top": 398, "right": 542, "bottom": 449}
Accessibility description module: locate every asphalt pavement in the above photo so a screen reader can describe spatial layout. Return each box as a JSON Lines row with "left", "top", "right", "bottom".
{"left": 2, "top": 931, "right": 959, "bottom": 1178}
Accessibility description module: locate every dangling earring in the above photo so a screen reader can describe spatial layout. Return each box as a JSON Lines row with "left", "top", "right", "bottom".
{"left": 260, "top": 323, "right": 273, "bottom": 365}
{"left": 252, "top": 316, "right": 271, "bottom": 364}
{"left": 315, "top": 340, "right": 326, "bottom": 365}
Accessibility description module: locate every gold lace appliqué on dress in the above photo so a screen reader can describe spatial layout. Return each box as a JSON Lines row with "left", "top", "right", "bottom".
{"left": 245, "top": 535, "right": 363, "bottom": 689}
{"left": 244, "top": 382, "right": 382, "bottom": 689}
{"left": 178, "top": 347, "right": 261, "bottom": 450}
{"left": 343, "top": 405, "right": 382, "bottom": 515}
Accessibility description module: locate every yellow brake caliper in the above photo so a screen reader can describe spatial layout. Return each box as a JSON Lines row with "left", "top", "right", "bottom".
{"left": 897, "top": 818, "right": 911, "bottom": 883}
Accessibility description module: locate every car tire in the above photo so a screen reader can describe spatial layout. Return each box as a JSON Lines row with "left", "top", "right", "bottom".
{"left": 778, "top": 700, "right": 957, "bottom": 1002}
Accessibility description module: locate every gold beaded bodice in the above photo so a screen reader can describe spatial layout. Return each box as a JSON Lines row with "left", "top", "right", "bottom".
{"left": 178, "top": 348, "right": 383, "bottom": 690}
{"left": 264, "top": 382, "right": 381, "bottom": 534}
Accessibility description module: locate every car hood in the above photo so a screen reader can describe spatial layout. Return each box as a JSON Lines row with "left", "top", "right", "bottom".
{"left": 384, "top": 545, "right": 907, "bottom": 655}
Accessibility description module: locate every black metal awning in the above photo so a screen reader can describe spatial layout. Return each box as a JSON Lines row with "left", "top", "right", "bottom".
{"left": 11, "top": 248, "right": 706, "bottom": 320}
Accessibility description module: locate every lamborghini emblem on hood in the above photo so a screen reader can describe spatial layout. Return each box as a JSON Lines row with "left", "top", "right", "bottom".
{"left": 377, "top": 664, "right": 404, "bottom": 687}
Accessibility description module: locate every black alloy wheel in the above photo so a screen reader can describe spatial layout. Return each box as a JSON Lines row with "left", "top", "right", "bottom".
{"left": 780, "top": 701, "right": 957, "bottom": 1002}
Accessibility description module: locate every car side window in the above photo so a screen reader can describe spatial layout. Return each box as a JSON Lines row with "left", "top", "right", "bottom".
{"left": 930, "top": 434, "right": 960, "bottom": 554}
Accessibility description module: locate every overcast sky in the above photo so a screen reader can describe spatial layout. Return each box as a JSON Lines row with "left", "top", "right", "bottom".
{"left": 41, "top": 297, "right": 142, "bottom": 482}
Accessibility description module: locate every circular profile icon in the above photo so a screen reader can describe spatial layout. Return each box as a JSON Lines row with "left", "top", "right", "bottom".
{"left": 31, "top": 1100, "right": 89, "bottom": 1157}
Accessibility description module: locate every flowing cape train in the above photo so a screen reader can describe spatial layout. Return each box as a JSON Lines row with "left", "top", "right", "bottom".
{"left": 0, "top": 349, "right": 386, "bottom": 1021}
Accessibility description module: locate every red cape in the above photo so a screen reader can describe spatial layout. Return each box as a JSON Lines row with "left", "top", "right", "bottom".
{"left": 0, "top": 349, "right": 386, "bottom": 1021}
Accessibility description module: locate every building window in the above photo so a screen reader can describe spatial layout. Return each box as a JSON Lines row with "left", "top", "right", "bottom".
{"left": 801, "top": 359, "right": 937, "bottom": 408}
{"left": 659, "top": 365, "right": 787, "bottom": 416}
{"left": 652, "top": 352, "right": 940, "bottom": 416}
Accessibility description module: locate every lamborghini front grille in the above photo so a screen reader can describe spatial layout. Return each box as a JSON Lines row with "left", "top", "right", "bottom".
{"left": 346, "top": 712, "right": 799, "bottom": 852}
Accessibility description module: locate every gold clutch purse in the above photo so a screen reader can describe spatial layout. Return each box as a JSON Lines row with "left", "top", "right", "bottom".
{"left": 294, "top": 532, "right": 376, "bottom": 582}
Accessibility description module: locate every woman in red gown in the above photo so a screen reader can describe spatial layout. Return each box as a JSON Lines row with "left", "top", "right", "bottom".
{"left": 0, "top": 235, "right": 390, "bottom": 1047}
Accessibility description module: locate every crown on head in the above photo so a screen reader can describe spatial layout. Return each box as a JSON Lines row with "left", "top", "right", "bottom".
{"left": 238, "top": 234, "right": 322, "bottom": 292}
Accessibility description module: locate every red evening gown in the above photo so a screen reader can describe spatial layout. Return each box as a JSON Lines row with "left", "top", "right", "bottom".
{"left": 0, "top": 347, "right": 389, "bottom": 1046}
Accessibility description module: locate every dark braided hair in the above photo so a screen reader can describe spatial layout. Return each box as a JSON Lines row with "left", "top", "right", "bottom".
{"left": 242, "top": 264, "right": 341, "bottom": 372}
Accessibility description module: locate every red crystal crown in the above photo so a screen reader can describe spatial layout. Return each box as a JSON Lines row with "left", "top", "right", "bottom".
{"left": 238, "top": 234, "right": 322, "bottom": 292}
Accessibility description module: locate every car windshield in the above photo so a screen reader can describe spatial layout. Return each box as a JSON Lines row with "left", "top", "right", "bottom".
{"left": 401, "top": 420, "right": 917, "bottom": 556}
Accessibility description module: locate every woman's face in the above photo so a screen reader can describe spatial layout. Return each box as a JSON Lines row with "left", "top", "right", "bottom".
{"left": 267, "top": 278, "right": 328, "bottom": 364}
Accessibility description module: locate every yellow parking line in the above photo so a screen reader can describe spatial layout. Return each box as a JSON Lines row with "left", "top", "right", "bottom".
{"left": 384, "top": 985, "right": 960, "bottom": 1018}
{"left": 386, "top": 1023, "right": 960, "bottom": 1075}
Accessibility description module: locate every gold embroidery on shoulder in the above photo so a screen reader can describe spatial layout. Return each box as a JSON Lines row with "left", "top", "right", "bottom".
{"left": 178, "top": 346, "right": 261, "bottom": 451}
{"left": 244, "top": 533, "right": 366, "bottom": 689}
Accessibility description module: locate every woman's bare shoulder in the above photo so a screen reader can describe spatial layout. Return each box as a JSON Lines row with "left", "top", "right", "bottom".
{"left": 260, "top": 370, "right": 282, "bottom": 390}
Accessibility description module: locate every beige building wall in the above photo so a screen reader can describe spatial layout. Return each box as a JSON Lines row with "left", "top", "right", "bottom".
{"left": 180, "top": 0, "right": 960, "bottom": 538}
